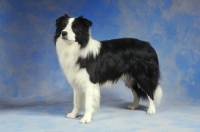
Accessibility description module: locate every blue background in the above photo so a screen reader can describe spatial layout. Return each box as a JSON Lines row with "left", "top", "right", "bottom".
{"left": 0, "top": 0, "right": 200, "bottom": 131}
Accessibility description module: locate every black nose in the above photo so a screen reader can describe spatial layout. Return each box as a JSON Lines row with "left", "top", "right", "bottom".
{"left": 62, "top": 31, "right": 67, "bottom": 36}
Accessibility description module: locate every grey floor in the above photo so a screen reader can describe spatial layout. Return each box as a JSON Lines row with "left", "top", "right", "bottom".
{"left": 0, "top": 98, "right": 200, "bottom": 132}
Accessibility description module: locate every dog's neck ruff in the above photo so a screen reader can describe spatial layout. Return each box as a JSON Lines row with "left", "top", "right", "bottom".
{"left": 79, "top": 36, "right": 101, "bottom": 59}
{"left": 56, "top": 35, "right": 101, "bottom": 57}
{"left": 56, "top": 35, "right": 101, "bottom": 72}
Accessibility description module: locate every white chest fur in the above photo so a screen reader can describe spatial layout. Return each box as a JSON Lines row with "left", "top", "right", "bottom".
{"left": 56, "top": 37, "right": 101, "bottom": 88}
{"left": 56, "top": 37, "right": 81, "bottom": 84}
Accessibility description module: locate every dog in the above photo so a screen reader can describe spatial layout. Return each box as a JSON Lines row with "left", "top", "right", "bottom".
{"left": 54, "top": 14, "right": 162, "bottom": 124}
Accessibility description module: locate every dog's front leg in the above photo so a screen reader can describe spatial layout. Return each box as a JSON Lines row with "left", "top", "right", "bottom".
{"left": 67, "top": 88, "right": 82, "bottom": 118}
{"left": 80, "top": 83, "right": 100, "bottom": 124}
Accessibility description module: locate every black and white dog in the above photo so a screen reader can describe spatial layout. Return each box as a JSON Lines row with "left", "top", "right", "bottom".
{"left": 54, "top": 14, "right": 162, "bottom": 124}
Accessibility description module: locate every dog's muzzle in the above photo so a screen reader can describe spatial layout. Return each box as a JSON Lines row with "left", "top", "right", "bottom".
{"left": 61, "top": 31, "right": 68, "bottom": 40}
{"left": 62, "top": 31, "right": 68, "bottom": 37}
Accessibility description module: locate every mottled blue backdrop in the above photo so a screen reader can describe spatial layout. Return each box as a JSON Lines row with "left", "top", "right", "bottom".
{"left": 0, "top": 0, "right": 200, "bottom": 106}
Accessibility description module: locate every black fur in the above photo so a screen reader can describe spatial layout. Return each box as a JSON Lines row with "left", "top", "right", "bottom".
{"left": 72, "top": 16, "right": 92, "bottom": 48}
{"left": 77, "top": 38, "right": 160, "bottom": 100}
{"left": 54, "top": 14, "right": 70, "bottom": 43}
{"left": 54, "top": 14, "right": 92, "bottom": 48}
{"left": 54, "top": 14, "right": 160, "bottom": 101}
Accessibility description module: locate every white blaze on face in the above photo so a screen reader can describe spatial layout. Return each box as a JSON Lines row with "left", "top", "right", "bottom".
{"left": 62, "top": 18, "right": 76, "bottom": 41}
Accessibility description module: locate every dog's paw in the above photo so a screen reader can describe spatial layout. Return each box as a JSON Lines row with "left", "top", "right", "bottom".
{"left": 79, "top": 115, "right": 91, "bottom": 124}
{"left": 127, "top": 104, "right": 138, "bottom": 109}
{"left": 66, "top": 112, "right": 77, "bottom": 118}
{"left": 147, "top": 107, "right": 156, "bottom": 114}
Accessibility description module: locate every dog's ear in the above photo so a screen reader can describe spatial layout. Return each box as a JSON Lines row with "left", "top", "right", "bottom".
{"left": 77, "top": 16, "right": 93, "bottom": 27}
{"left": 55, "top": 14, "right": 70, "bottom": 27}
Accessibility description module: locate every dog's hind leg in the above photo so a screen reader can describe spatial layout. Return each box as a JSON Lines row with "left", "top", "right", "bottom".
{"left": 147, "top": 95, "right": 156, "bottom": 114}
{"left": 127, "top": 89, "right": 140, "bottom": 109}
{"left": 135, "top": 77, "right": 157, "bottom": 114}
{"left": 124, "top": 76, "right": 140, "bottom": 109}
{"left": 147, "top": 84, "right": 162, "bottom": 114}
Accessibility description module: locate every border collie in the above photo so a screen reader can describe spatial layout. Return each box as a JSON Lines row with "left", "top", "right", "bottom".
{"left": 54, "top": 14, "right": 162, "bottom": 124}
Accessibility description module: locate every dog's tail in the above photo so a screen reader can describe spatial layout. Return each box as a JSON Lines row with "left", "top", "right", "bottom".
{"left": 154, "top": 85, "right": 162, "bottom": 105}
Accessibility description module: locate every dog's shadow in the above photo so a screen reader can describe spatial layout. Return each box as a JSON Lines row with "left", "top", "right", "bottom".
{"left": 75, "top": 101, "right": 148, "bottom": 118}
{"left": 101, "top": 101, "right": 148, "bottom": 112}
{"left": 107, "top": 102, "right": 148, "bottom": 112}
{"left": 80, "top": 102, "right": 148, "bottom": 122}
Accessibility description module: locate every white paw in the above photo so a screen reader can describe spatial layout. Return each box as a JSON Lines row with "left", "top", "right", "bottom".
{"left": 66, "top": 113, "right": 77, "bottom": 118}
{"left": 79, "top": 115, "right": 91, "bottom": 124}
{"left": 147, "top": 107, "right": 156, "bottom": 114}
{"left": 127, "top": 104, "right": 138, "bottom": 109}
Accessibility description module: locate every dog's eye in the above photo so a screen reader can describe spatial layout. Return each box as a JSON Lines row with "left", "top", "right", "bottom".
{"left": 72, "top": 28, "right": 80, "bottom": 35}
{"left": 62, "top": 23, "right": 66, "bottom": 28}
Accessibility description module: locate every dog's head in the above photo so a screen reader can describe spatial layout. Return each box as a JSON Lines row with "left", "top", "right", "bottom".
{"left": 54, "top": 14, "right": 92, "bottom": 48}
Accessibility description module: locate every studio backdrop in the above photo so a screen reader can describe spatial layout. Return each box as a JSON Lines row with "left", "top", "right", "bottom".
{"left": 0, "top": 0, "right": 200, "bottom": 106}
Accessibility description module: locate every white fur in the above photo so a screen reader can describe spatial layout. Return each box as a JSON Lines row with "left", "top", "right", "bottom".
{"left": 122, "top": 74, "right": 162, "bottom": 113}
{"left": 62, "top": 18, "right": 76, "bottom": 41}
{"left": 146, "top": 85, "right": 162, "bottom": 114}
{"left": 154, "top": 85, "right": 162, "bottom": 106}
{"left": 80, "top": 37, "right": 101, "bottom": 59}
{"left": 56, "top": 18, "right": 162, "bottom": 123}
{"left": 101, "top": 81, "right": 115, "bottom": 88}
{"left": 56, "top": 19, "right": 101, "bottom": 123}
{"left": 147, "top": 95, "right": 156, "bottom": 114}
